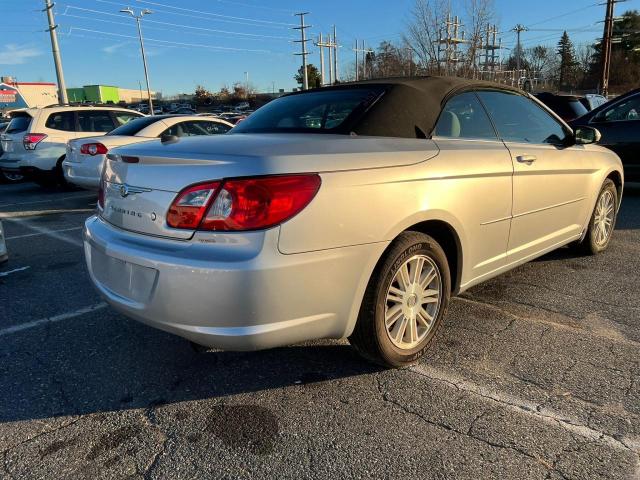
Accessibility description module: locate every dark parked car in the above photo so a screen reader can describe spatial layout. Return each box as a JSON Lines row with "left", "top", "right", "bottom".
{"left": 534, "top": 92, "right": 589, "bottom": 122}
{"left": 571, "top": 88, "right": 640, "bottom": 181}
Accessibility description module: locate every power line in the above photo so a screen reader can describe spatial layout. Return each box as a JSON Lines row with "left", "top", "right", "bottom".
{"left": 65, "top": 27, "right": 273, "bottom": 53}
{"left": 88, "top": 0, "right": 292, "bottom": 30}
{"left": 59, "top": 7, "right": 293, "bottom": 41}
{"left": 132, "top": 0, "right": 296, "bottom": 27}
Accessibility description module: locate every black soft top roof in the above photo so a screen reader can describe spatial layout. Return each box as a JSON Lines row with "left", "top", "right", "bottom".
{"left": 291, "top": 76, "right": 524, "bottom": 138}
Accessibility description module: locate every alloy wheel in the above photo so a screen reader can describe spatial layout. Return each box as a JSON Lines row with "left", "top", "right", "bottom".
{"left": 384, "top": 254, "right": 442, "bottom": 350}
{"left": 594, "top": 189, "right": 615, "bottom": 247}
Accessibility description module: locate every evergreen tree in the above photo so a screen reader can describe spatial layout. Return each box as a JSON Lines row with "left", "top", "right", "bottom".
{"left": 557, "top": 31, "right": 578, "bottom": 90}
{"left": 294, "top": 64, "right": 322, "bottom": 89}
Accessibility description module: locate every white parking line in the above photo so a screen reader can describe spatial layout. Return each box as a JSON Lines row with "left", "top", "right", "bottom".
{"left": 0, "top": 266, "right": 30, "bottom": 277}
{"left": 5, "top": 226, "right": 83, "bottom": 241}
{"left": 409, "top": 363, "right": 640, "bottom": 452}
{"left": 0, "top": 193, "right": 95, "bottom": 209}
{"left": 0, "top": 303, "right": 107, "bottom": 337}
{"left": 0, "top": 208, "right": 94, "bottom": 219}
{"left": 1, "top": 218, "right": 83, "bottom": 247}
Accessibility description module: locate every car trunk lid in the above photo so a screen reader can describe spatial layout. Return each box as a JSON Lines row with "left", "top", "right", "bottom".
{"left": 100, "top": 133, "right": 438, "bottom": 239}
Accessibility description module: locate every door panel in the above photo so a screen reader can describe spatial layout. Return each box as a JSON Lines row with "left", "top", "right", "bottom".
{"left": 477, "top": 90, "right": 595, "bottom": 262}
{"left": 505, "top": 142, "right": 595, "bottom": 258}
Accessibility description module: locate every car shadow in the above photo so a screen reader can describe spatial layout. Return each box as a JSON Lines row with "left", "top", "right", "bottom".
{"left": 0, "top": 314, "right": 382, "bottom": 423}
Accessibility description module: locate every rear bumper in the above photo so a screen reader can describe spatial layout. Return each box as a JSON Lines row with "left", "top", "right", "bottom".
{"left": 83, "top": 215, "right": 386, "bottom": 350}
{"left": 0, "top": 143, "right": 64, "bottom": 173}
{"left": 63, "top": 157, "right": 101, "bottom": 190}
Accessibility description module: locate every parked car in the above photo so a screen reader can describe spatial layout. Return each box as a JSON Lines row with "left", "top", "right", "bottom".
{"left": 533, "top": 92, "right": 589, "bottom": 122}
{"left": 0, "top": 106, "right": 143, "bottom": 186}
{"left": 580, "top": 94, "right": 608, "bottom": 111}
{"left": 84, "top": 77, "right": 622, "bottom": 367}
{"left": 571, "top": 88, "right": 640, "bottom": 181}
{"left": 0, "top": 121, "right": 23, "bottom": 183}
{"left": 64, "top": 115, "right": 233, "bottom": 190}
{"left": 170, "top": 107, "right": 197, "bottom": 115}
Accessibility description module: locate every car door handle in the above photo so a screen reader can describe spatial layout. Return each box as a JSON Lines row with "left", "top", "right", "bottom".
{"left": 516, "top": 155, "right": 536, "bottom": 164}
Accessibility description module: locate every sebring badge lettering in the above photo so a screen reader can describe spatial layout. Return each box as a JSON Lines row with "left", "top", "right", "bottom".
{"left": 110, "top": 205, "right": 144, "bottom": 218}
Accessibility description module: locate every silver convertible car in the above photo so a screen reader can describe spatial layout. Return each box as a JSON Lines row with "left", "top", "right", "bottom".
{"left": 84, "top": 77, "right": 623, "bottom": 367}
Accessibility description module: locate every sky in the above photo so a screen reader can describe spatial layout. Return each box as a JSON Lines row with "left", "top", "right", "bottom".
{"left": 1, "top": 0, "right": 639, "bottom": 96}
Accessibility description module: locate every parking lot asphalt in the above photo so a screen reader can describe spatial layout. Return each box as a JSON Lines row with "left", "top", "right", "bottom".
{"left": 0, "top": 181, "right": 639, "bottom": 480}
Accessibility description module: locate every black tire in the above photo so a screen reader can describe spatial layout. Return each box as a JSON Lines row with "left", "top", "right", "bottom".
{"left": 0, "top": 170, "right": 24, "bottom": 184}
{"left": 572, "top": 179, "right": 618, "bottom": 255}
{"left": 349, "top": 231, "right": 451, "bottom": 368}
{"left": 55, "top": 156, "right": 70, "bottom": 188}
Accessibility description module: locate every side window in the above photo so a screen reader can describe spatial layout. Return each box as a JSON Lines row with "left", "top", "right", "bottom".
{"left": 45, "top": 111, "right": 75, "bottom": 131}
{"left": 162, "top": 122, "right": 191, "bottom": 137}
{"left": 113, "top": 112, "right": 141, "bottom": 126}
{"left": 191, "top": 121, "right": 231, "bottom": 135}
{"left": 78, "top": 111, "right": 116, "bottom": 132}
{"left": 594, "top": 94, "right": 640, "bottom": 123}
{"left": 477, "top": 91, "right": 569, "bottom": 145}
{"left": 434, "top": 92, "right": 497, "bottom": 139}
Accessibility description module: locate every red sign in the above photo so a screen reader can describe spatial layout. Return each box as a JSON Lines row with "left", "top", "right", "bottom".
{"left": 0, "top": 89, "right": 17, "bottom": 102}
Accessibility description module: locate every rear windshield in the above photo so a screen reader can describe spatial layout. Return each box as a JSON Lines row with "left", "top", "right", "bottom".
{"left": 231, "top": 87, "right": 384, "bottom": 134}
{"left": 5, "top": 115, "right": 31, "bottom": 134}
{"left": 107, "top": 116, "right": 161, "bottom": 136}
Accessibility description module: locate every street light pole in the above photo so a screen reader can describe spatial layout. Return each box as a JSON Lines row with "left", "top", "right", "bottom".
{"left": 43, "top": 0, "right": 68, "bottom": 104}
{"left": 121, "top": 8, "right": 154, "bottom": 114}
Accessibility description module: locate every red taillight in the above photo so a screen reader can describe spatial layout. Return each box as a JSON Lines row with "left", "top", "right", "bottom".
{"left": 23, "top": 133, "right": 47, "bottom": 150}
{"left": 80, "top": 142, "right": 108, "bottom": 156}
{"left": 167, "top": 175, "right": 321, "bottom": 231}
{"left": 166, "top": 182, "right": 220, "bottom": 229}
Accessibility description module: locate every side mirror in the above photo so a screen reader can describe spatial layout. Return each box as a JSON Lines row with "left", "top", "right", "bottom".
{"left": 574, "top": 126, "right": 601, "bottom": 145}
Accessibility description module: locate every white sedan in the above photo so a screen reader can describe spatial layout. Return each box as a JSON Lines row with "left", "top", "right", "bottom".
{"left": 63, "top": 115, "right": 233, "bottom": 190}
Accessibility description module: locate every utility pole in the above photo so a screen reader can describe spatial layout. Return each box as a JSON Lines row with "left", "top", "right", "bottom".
{"left": 293, "top": 12, "right": 311, "bottom": 90}
{"left": 317, "top": 33, "right": 325, "bottom": 85}
{"left": 354, "top": 40, "right": 359, "bottom": 81}
{"left": 329, "top": 36, "right": 334, "bottom": 84}
{"left": 353, "top": 41, "right": 373, "bottom": 81}
{"left": 121, "top": 7, "right": 154, "bottom": 114}
{"left": 43, "top": 0, "right": 68, "bottom": 104}
{"left": 600, "top": 0, "right": 616, "bottom": 96}
{"left": 333, "top": 25, "right": 339, "bottom": 83}
{"left": 513, "top": 24, "right": 528, "bottom": 80}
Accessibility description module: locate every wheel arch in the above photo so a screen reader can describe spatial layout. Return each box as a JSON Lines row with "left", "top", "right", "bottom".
{"left": 605, "top": 169, "right": 623, "bottom": 210}
{"left": 403, "top": 219, "right": 463, "bottom": 295}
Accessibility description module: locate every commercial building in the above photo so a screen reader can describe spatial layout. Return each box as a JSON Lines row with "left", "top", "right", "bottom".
{"left": 1, "top": 76, "right": 158, "bottom": 114}
{"left": 67, "top": 85, "right": 157, "bottom": 104}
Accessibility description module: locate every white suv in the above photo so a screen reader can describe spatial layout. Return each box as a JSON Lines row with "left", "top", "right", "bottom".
{"left": 0, "top": 106, "right": 143, "bottom": 186}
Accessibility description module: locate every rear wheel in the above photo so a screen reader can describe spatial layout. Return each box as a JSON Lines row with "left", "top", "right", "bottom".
{"left": 55, "top": 156, "right": 71, "bottom": 188}
{"left": 349, "top": 231, "right": 450, "bottom": 367}
{"left": 573, "top": 179, "right": 618, "bottom": 255}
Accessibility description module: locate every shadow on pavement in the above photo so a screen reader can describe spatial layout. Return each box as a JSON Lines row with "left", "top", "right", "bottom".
{"left": 0, "top": 314, "right": 382, "bottom": 423}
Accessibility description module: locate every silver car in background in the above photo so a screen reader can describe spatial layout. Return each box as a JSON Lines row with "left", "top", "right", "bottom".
{"left": 64, "top": 115, "right": 233, "bottom": 190}
{"left": 84, "top": 77, "right": 623, "bottom": 367}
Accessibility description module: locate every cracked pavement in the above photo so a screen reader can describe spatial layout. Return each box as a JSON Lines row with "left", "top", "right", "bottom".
{"left": 0, "top": 182, "right": 639, "bottom": 479}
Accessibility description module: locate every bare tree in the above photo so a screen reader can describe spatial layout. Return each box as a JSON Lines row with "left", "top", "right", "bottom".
{"left": 404, "top": 0, "right": 451, "bottom": 74}
{"left": 404, "top": 0, "right": 496, "bottom": 77}
{"left": 463, "top": 0, "right": 497, "bottom": 77}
